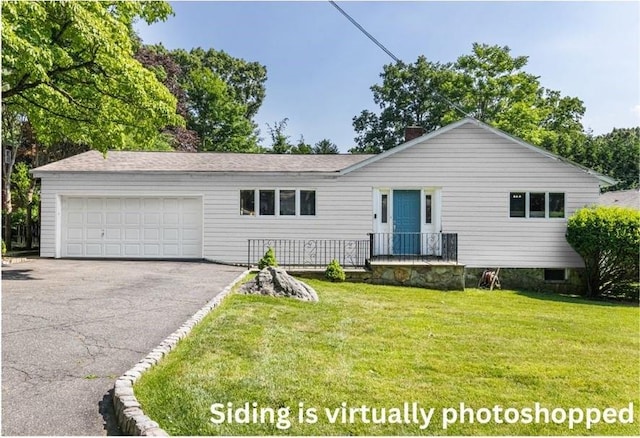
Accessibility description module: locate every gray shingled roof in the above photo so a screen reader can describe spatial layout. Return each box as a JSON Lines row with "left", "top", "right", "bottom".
{"left": 32, "top": 150, "right": 374, "bottom": 174}
{"left": 598, "top": 189, "right": 639, "bottom": 209}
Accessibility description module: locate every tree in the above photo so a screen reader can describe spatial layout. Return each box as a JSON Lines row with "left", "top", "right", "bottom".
{"left": 313, "top": 139, "right": 340, "bottom": 154}
{"left": 171, "top": 47, "right": 267, "bottom": 120}
{"left": 134, "top": 44, "right": 200, "bottom": 152}
{"left": 266, "top": 119, "right": 294, "bottom": 154}
{"left": 589, "top": 128, "right": 639, "bottom": 191}
{"left": 291, "top": 136, "right": 313, "bottom": 154}
{"left": 351, "top": 43, "right": 586, "bottom": 154}
{"left": 142, "top": 45, "right": 267, "bottom": 152}
{"left": 1, "top": 1, "right": 182, "bottom": 151}
{"left": 184, "top": 68, "right": 258, "bottom": 152}
{"left": 566, "top": 206, "right": 640, "bottom": 299}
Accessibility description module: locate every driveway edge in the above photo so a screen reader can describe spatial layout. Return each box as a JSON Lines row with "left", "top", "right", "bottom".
{"left": 112, "top": 269, "right": 250, "bottom": 436}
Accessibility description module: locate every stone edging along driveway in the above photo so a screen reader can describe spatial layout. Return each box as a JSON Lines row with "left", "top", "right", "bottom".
{"left": 113, "top": 269, "right": 250, "bottom": 436}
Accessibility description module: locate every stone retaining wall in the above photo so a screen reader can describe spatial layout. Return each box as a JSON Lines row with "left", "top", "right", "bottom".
{"left": 465, "top": 267, "right": 587, "bottom": 294}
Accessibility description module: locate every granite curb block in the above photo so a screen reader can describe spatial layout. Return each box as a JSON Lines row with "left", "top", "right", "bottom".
{"left": 112, "top": 269, "right": 250, "bottom": 436}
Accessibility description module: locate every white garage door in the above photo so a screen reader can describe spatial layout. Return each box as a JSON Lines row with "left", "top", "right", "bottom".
{"left": 61, "top": 196, "right": 202, "bottom": 258}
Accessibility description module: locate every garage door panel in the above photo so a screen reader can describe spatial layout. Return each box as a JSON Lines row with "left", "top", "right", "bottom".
{"left": 124, "top": 244, "right": 141, "bottom": 256}
{"left": 105, "top": 198, "right": 121, "bottom": 210}
{"left": 105, "top": 228, "right": 121, "bottom": 240}
{"left": 182, "top": 245, "right": 200, "bottom": 257}
{"left": 182, "top": 228, "right": 200, "bottom": 240}
{"left": 85, "top": 244, "right": 102, "bottom": 257}
{"left": 66, "top": 244, "right": 83, "bottom": 256}
{"left": 163, "top": 213, "right": 179, "bottom": 225}
{"left": 162, "top": 244, "right": 179, "bottom": 256}
{"left": 105, "top": 244, "right": 122, "bottom": 256}
{"left": 144, "top": 213, "right": 160, "bottom": 225}
{"left": 124, "top": 198, "right": 141, "bottom": 209}
{"left": 67, "top": 212, "right": 84, "bottom": 225}
{"left": 61, "top": 196, "right": 202, "bottom": 259}
{"left": 124, "top": 229, "right": 140, "bottom": 240}
{"left": 87, "top": 198, "right": 103, "bottom": 210}
{"left": 143, "top": 229, "right": 159, "bottom": 240}
{"left": 143, "top": 244, "right": 160, "bottom": 256}
{"left": 163, "top": 228, "right": 179, "bottom": 241}
{"left": 106, "top": 213, "right": 121, "bottom": 225}
{"left": 183, "top": 212, "right": 200, "bottom": 226}
{"left": 67, "top": 228, "right": 83, "bottom": 240}
{"left": 87, "top": 213, "right": 102, "bottom": 225}
{"left": 86, "top": 228, "right": 102, "bottom": 239}
{"left": 124, "top": 213, "right": 140, "bottom": 225}
{"left": 143, "top": 198, "right": 162, "bottom": 210}
{"left": 163, "top": 198, "right": 179, "bottom": 209}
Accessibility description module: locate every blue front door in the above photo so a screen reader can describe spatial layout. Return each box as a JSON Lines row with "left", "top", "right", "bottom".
{"left": 393, "top": 190, "right": 421, "bottom": 254}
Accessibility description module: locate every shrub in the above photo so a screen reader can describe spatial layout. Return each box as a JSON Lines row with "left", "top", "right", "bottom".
{"left": 325, "top": 259, "right": 346, "bottom": 282}
{"left": 566, "top": 206, "right": 640, "bottom": 299}
{"left": 258, "top": 247, "right": 278, "bottom": 270}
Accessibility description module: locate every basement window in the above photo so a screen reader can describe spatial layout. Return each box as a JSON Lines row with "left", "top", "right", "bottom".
{"left": 544, "top": 269, "right": 567, "bottom": 282}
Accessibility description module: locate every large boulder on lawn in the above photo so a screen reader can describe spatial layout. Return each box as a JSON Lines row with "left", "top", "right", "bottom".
{"left": 240, "top": 267, "right": 319, "bottom": 302}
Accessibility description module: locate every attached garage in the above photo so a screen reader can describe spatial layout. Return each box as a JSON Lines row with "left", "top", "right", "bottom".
{"left": 60, "top": 196, "right": 202, "bottom": 259}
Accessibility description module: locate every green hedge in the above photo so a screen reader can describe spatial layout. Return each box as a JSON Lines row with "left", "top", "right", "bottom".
{"left": 566, "top": 206, "right": 639, "bottom": 300}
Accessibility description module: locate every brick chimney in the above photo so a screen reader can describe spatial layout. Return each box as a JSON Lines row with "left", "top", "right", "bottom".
{"left": 404, "top": 126, "right": 425, "bottom": 142}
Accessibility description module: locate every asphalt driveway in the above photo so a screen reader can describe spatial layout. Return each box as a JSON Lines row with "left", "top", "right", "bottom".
{"left": 2, "top": 258, "right": 246, "bottom": 436}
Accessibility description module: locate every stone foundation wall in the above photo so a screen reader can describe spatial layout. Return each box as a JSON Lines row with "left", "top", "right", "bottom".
{"left": 465, "top": 267, "right": 587, "bottom": 295}
{"left": 291, "top": 265, "right": 465, "bottom": 290}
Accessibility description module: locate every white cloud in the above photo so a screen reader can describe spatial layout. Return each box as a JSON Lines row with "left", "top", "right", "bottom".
{"left": 632, "top": 105, "right": 640, "bottom": 121}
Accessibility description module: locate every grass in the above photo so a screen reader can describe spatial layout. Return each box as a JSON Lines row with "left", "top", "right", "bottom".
{"left": 135, "top": 280, "right": 639, "bottom": 435}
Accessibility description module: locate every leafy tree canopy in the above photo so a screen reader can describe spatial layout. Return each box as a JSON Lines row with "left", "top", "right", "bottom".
{"left": 171, "top": 47, "right": 267, "bottom": 120}
{"left": 351, "top": 43, "right": 586, "bottom": 154}
{"left": 1, "top": 1, "right": 183, "bottom": 152}
{"left": 184, "top": 67, "right": 258, "bottom": 152}
{"left": 138, "top": 44, "right": 267, "bottom": 152}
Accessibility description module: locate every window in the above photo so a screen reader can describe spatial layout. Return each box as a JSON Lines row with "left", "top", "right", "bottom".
{"left": 241, "top": 189, "right": 316, "bottom": 217}
{"left": 425, "top": 194, "right": 432, "bottom": 224}
{"left": 544, "top": 269, "right": 566, "bottom": 282}
{"left": 509, "top": 192, "right": 566, "bottom": 219}
{"left": 240, "top": 190, "right": 255, "bottom": 216}
{"left": 259, "top": 190, "right": 275, "bottom": 216}
{"left": 509, "top": 193, "right": 525, "bottom": 218}
{"left": 300, "top": 190, "right": 316, "bottom": 216}
{"left": 549, "top": 193, "right": 565, "bottom": 218}
{"left": 529, "top": 193, "right": 546, "bottom": 218}
{"left": 381, "top": 194, "right": 388, "bottom": 224}
{"left": 279, "top": 190, "right": 296, "bottom": 216}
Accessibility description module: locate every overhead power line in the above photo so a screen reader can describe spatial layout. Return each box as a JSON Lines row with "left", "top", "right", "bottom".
{"left": 327, "top": 1, "right": 472, "bottom": 119}
{"left": 328, "top": 0, "right": 400, "bottom": 64}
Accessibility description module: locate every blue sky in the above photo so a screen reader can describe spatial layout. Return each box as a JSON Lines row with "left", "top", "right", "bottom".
{"left": 135, "top": 1, "right": 640, "bottom": 151}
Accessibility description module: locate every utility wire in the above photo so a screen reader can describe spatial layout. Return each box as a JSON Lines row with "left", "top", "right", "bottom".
{"left": 328, "top": 0, "right": 400, "bottom": 64}
{"left": 328, "top": 0, "right": 472, "bottom": 119}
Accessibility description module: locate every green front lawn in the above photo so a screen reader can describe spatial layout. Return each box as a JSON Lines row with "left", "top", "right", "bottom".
{"left": 135, "top": 280, "right": 639, "bottom": 435}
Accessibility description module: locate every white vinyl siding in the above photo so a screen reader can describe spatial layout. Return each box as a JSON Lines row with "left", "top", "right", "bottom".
{"left": 37, "top": 122, "right": 602, "bottom": 268}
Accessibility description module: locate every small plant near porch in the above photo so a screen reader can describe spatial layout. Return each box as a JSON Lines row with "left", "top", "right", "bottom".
{"left": 324, "top": 259, "right": 346, "bottom": 282}
{"left": 257, "top": 247, "right": 278, "bottom": 270}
